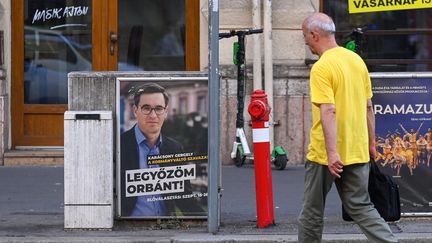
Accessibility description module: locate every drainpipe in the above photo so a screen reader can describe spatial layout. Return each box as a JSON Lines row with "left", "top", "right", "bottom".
{"left": 263, "top": 0, "right": 274, "bottom": 150}
{"left": 0, "top": 67, "right": 6, "bottom": 166}
{"left": 0, "top": 30, "right": 6, "bottom": 165}
{"left": 252, "top": 0, "right": 262, "bottom": 90}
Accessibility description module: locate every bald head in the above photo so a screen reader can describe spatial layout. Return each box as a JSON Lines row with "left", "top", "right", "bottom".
{"left": 303, "top": 13, "right": 335, "bottom": 37}
{"left": 302, "top": 13, "right": 338, "bottom": 56}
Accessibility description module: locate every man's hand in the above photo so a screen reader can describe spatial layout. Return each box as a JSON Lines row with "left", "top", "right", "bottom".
{"left": 327, "top": 152, "right": 343, "bottom": 178}
{"left": 319, "top": 103, "right": 343, "bottom": 178}
{"left": 366, "top": 99, "right": 376, "bottom": 161}
{"left": 369, "top": 143, "right": 377, "bottom": 161}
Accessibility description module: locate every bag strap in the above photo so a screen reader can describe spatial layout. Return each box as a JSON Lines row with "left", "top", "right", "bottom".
{"left": 369, "top": 159, "right": 386, "bottom": 184}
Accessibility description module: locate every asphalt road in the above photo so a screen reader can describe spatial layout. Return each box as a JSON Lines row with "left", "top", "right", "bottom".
{"left": 0, "top": 165, "right": 342, "bottom": 234}
{"left": 221, "top": 164, "right": 340, "bottom": 222}
{"left": 1, "top": 164, "right": 430, "bottom": 239}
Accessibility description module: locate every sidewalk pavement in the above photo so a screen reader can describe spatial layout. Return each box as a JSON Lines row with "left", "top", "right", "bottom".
{"left": 1, "top": 165, "right": 432, "bottom": 242}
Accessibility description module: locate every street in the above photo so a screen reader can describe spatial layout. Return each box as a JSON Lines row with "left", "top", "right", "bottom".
{"left": 1, "top": 165, "right": 432, "bottom": 242}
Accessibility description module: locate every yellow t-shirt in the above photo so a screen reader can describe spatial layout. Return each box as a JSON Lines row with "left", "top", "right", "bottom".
{"left": 306, "top": 47, "right": 372, "bottom": 166}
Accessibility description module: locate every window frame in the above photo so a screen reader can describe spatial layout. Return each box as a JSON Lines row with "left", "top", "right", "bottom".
{"left": 320, "top": 0, "right": 432, "bottom": 70}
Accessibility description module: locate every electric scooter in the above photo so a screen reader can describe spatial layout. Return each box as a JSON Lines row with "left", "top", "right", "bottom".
{"left": 345, "top": 27, "right": 365, "bottom": 54}
{"left": 219, "top": 29, "right": 288, "bottom": 170}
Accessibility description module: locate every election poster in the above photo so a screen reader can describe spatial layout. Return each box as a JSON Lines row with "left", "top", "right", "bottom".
{"left": 371, "top": 73, "right": 432, "bottom": 214}
{"left": 116, "top": 75, "right": 208, "bottom": 218}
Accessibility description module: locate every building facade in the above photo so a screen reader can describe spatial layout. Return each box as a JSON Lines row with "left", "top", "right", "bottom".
{"left": 0, "top": 0, "right": 430, "bottom": 165}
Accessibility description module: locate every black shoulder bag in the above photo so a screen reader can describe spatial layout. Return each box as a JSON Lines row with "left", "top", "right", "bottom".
{"left": 342, "top": 160, "right": 401, "bottom": 222}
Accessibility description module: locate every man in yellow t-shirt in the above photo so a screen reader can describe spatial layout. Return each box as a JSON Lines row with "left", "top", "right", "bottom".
{"left": 297, "top": 13, "right": 397, "bottom": 243}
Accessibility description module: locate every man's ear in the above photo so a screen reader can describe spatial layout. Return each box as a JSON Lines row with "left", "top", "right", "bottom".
{"left": 132, "top": 105, "right": 138, "bottom": 117}
{"left": 311, "top": 31, "right": 319, "bottom": 41}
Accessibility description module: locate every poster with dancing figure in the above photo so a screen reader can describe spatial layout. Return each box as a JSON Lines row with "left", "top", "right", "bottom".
{"left": 371, "top": 73, "right": 432, "bottom": 214}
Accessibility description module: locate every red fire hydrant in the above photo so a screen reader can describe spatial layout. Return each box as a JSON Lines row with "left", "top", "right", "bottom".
{"left": 247, "top": 90, "right": 275, "bottom": 228}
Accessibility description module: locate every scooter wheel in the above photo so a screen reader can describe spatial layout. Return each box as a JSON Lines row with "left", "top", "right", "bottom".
{"left": 234, "top": 150, "right": 246, "bottom": 167}
{"left": 274, "top": 154, "right": 288, "bottom": 170}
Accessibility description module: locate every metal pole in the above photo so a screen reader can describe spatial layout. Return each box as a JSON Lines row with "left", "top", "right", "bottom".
{"left": 252, "top": 0, "right": 262, "bottom": 90}
{"left": 208, "top": 0, "right": 220, "bottom": 234}
{"left": 263, "top": 0, "right": 274, "bottom": 151}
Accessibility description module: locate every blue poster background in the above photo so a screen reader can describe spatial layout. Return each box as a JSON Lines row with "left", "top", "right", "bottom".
{"left": 372, "top": 76, "right": 432, "bottom": 213}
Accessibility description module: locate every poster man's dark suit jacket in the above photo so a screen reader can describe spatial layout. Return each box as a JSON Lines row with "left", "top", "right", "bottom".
{"left": 120, "top": 125, "right": 202, "bottom": 216}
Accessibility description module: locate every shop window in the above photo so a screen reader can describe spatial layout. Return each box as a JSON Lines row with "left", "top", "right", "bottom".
{"left": 322, "top": 1, "right": 432, "bottom": 72}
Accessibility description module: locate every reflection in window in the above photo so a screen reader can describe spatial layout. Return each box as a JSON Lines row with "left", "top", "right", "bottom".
{"left": 118, "top": 0, "right": 185, "bottom": 71}
{"left": 323, "top": 2, "right": 432, "bottom": 71}
{"left": 24, "top": 0, "right": 92, "bottom": 104}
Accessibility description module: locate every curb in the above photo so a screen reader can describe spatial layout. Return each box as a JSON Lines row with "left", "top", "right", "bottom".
{"left": 1, "top": 233, "right": 432, "bottom": 243}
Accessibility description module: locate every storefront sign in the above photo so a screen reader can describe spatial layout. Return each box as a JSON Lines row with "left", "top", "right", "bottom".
{"left": 26, "top": 0, "right": 91, "bottom": 30}
{"left": 32, "top": 6, "right": 89, "bottom": 24}
{"left": 371, "top": 73, "right": 432, "bottom": 214}
{"left": 349, "top": 0, "right": 432, "bottom": 13}
{"left": 116, "top": 75, "right": 208, "bottom": 219}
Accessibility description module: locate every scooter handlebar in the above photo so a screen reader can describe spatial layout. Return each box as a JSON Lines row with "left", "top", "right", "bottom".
{"left": 219, "top": 29, "right": 263, "bottom": 39}
{"left": 246, "top": 28, "right": 263, "bottom": 35}
{"left": 219, "top": 31, "right": 235, "bottom": 39}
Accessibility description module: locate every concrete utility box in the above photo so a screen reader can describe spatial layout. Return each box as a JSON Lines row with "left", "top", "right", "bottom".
{"left": 64, "top": 111, "right": 113, "bottom": 229}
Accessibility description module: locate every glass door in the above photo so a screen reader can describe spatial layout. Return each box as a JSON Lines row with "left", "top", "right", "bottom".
{"left": 11, "top": 0, "right": 199, "bottom": 147}
{"left": 117, "top": 0, "right": 199, "bottom": 71}
{"left": 12, "top": 0, "right": 93, "bottom": 147}
{"left": 24, "top": 0, "right": 92, "bottom": 104}
{"left": 118, "top": 0, "right": 184, "bottom": 71}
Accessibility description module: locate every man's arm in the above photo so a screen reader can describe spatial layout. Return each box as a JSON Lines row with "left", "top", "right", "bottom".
{"left": 367, "top": 99, "right": 376, "bottom": 160}
{"left": 320, "top": 103, "right": 343, "bottom": 178}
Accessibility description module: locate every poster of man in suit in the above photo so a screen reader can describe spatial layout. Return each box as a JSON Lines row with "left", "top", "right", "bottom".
{"left": 117, "top": 77, "right": 208, "bottom": 218}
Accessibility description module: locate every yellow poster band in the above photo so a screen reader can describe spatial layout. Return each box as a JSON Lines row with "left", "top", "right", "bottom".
{"left": 349, "top": 0, "right": 432, "bottom": 13}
